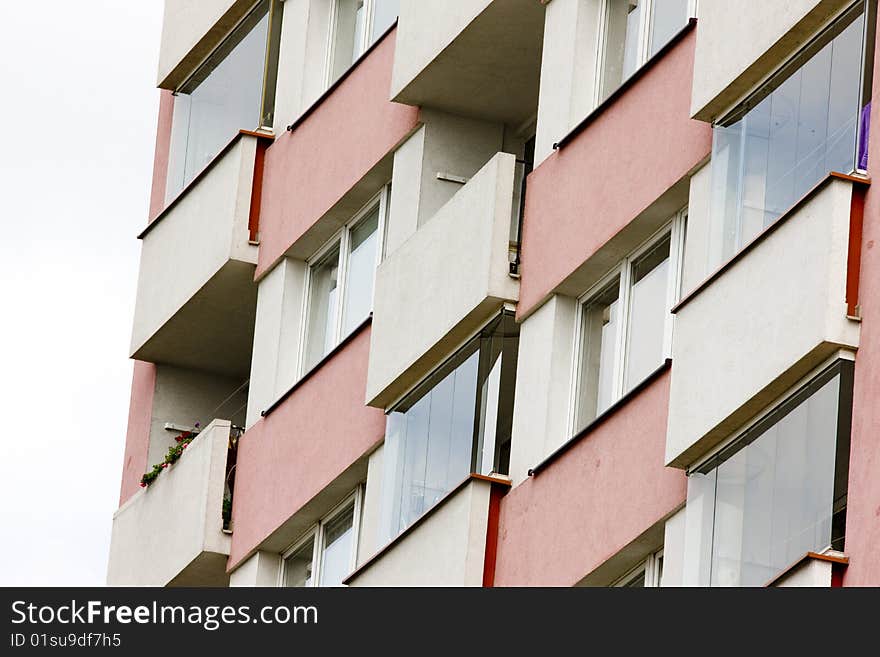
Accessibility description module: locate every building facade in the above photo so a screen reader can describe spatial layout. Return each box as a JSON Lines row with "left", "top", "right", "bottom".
{"left": 107, "top": 0, "right": 880, "bottom": 587}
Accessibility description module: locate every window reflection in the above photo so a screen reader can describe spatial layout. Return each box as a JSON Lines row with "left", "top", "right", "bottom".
{"left": 708, "top": 7, "right": 868, "bottom": 268}
{"left": 379, "top": 314, "right": 519, "bottom": 543}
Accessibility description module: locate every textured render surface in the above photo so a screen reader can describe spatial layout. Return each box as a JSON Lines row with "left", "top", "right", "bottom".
{"left": 148, "top": 91, "right": 174, "bottom": 221}
{"left": 507, "top": 294, "right": 578, "bottom": 486}
{"left": 392, "top": 0, "right": 544, "bottom": 126}
{"left": 844, "top": 16, "right": 880, "bottom": 586}
{"left": 255, "top": 29, "right": 420, "bottom": 280}
{"left": 245, "top": 257, "right": 307, "bottom": 427}
{"left": 157, "top": 0, "right": 254, "bottom": 88}
{"left": 118, "top": 361, "right": 157, "bottom": 505}
{"left": 357, "top": 444, "right": 385, "bottom": 564}
{"left": 691, "top": 0, "right": 852, "bottom": 121}
{"left": 518, "top": 29, "right": 711, "bottom": 321}
{"left": 229, "top": 551, "right": 282, "bottom": 586}
{"left": 366, "top": 152, "right": 520, "bottom": 409}
{"left": 392, "top": 0, "right": 489, "bottom": 98}
{"left": 773, "top": 558, "right": 834, "bottom": 587}
{"left": 228, "top": 327, "right": 386, "bottom": 569}
{"left": 494, "top": 371, "right": 685, "bottom": 586}
{"left": 534, "top": 0, "right": 603, "bottom": 164}
{"left": 131, "top": 136, "right": 259, "bottom": 375}
{"left": 147, "top": 365, "right": 247, "bottom": 467}
{"left": 347, "top": 479, "right": 491, "bottom": 587}
{"left": 680, "top": 162, "right": 712, "bottom": 294}
{"left": 667, "top": 179, "right": 860, "bottom": 468}
{"left": 271, "top": 0, "right": 332, "bottom": 133}
{"left": 108, "top": 420, "right": 232, "bottom": 586}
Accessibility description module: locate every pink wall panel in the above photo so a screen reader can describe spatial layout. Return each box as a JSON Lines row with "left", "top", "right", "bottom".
{"left": 842, "top": 11, "right": 880, "bottom": 587}
{"left": 517, "top": 29, "right": 711, "bottom": 319}
{"left": 118, "top": 361, "right": 157, "bottom": 505}
{"left": 148, "top": 90, "right": 174, "bottom": 221}
{"left": 228, "top": 326, "right": 386, "bottom": 569}
{"left": 255, "top": 28, "right": 420, "bottom": 280}
{"left": 493, "top": 372, "right": 685, "bottom": 586}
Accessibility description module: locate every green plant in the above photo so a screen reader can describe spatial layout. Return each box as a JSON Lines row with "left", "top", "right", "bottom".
{"left": 222, "top": 496, "right": 233, "bottom": 530}
{"left": 139, "top": 423, "right": 200, "bottom": 488}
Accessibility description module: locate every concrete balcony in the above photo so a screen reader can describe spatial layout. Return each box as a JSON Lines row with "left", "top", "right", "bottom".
{"left": 345, "top": 475, "right": 509, "bottom": 586}
{"left": 131, "top": 132, "right": 269, "bottom": 378}
{"left": 666, "top": 174, "right": 867, "bottom": 468}
{"left": 366, "top": 151, "right": 520, "bottom": 409}
{"left": 107, "top": 419, "right": 234, "bottom": 586}
{"left": 392, "top": 0, "right": 544, "bottom": 126}
{"left": 768, "top": 551, "right": 848, "bottom": 587}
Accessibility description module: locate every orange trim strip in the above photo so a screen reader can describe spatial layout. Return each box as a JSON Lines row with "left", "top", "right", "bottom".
{"left": 249, "top": 138, "right": 268, "bottom": 242}
{"left": 846, "top": 182, "right": 866, "bottom": 318}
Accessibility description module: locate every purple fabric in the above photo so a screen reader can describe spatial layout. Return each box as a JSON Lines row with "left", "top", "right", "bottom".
{"left": 858, "top": 101, "right": 871, "bottom": 171}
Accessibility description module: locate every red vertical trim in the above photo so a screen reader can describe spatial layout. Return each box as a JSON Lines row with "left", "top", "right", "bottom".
{"left": 249, "top": 138, "right": 268, "bottom": 243}
{"left": 482, "top": 483, "right": 505, "bottom": 587}
{"left": 148, "top": 90, "right": 175, "bottom": 221}
{"left": 831, "top": 562, "right": 846, "bottom": 587}
{"left": 847, "top": 182, "right": 867, "bottom": 318}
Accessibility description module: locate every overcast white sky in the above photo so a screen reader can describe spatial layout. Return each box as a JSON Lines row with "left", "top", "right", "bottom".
{"left": 0, "top": 2, "right": 164, "bottom": 585}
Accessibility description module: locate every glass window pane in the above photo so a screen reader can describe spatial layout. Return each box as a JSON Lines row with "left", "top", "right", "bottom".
{"left": 166, "top": 6, "right": 269, "bottom": 201}
{"left": 305, "top": 244, "right": 341, "bottom": 370}
{"left": 371, "top": 0, "right": 400, "bottom": 42}
{"left": 319, "top": 505, "right": 355, "bottom": 587}
{"left": 342, "top": 207, "right": 380, "bottom": 335}
{"left": 623, "top": 568, "right": 646, "bottom": 587}
{"left": 708, "top": 8, "right": 865, "bottom": 270}
{"left": 623, "top": 235, "right": 671, "bottom": 392}
{"left": 576, "top": 277, "right": 621, "bottom": 429}
{"left": 379, "top": 316, "right": 517, "bottom": 542}
{"left": 602, "top": 0, "right": 642, "bottom": 101}
{"left": 283, "top": 537, "right": 315, "bottom": 587}
{"left": 705, "top": 374, "right": 841, "bottom": 586}
{"left": 649, "top": 0, "right": 688, "bottom": 56}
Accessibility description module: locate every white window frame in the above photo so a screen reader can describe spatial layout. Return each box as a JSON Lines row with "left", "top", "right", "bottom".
{"left": 279, "top": 486, "right": 364, "bottom": 587}
{"left": 614, "top": 548, "right": 664, "bottom": 587}
{"left": 594, "top": 0, "right": 698, "bottom": 107}
{"left": 325, "top": 0, "right": 390, "bottom": 88}
{"left": 568, "top": 209, "right": 687, "bottom": 434}
{"left": 299, "top": 184, "right": 389, "bottom": 376}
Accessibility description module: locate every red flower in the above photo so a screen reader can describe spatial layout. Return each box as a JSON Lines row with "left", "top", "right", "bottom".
{"left": 140, "top": 482, "right": 147, "bottom": 488}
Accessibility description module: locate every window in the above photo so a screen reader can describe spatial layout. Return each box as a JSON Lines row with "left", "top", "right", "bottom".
{"left": 598, "top": 0, "right": 693, "bottom": 102}
{"left": 379, "top": 312, "right": 519, "bottom": 543}
{"left": 281, "top": 489, "right": 363, "bottom": 587}
{"left": 573, "top": 212, "right": 686, "bottom": 431}
{"left": 708, "top": 0, "right": 875, "bottom": 269}
{"left": 685, "top": 359, "right": 853, "bottom": 587}
{"left": 327, "top": 0, "right": 399, "bottom": 84}
{"left": 302, "top": 187, "right": 389, "bottom": 372}
{"left": 165, "top": 0, "right": 284, "bottom": 201}
{"left": 614, "top": 549, "right": 664, "bottom": 587}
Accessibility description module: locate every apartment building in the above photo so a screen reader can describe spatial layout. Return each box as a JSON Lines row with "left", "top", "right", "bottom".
{"left": 107, "top": 0, "right": 880, "bottom": 588}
